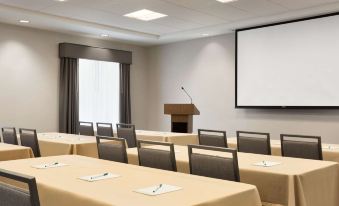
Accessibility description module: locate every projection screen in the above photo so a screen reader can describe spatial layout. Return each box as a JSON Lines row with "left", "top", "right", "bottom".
{"left": 236, "top": 13, "right": 339, "bottom": 108}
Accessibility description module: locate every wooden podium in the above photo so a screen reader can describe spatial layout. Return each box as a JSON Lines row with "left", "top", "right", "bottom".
{"left": 164, "top": 104, "right": 200, "bottom": 133}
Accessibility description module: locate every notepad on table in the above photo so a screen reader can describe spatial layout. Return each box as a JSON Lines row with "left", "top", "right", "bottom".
{"left": 253, "top": 161, "right": 281, "bottom": 167}
{"left": 134, "top": 184, "right": 182, "bottom": 196}
{"left": 322, "top": 145, "right": 339, "bottom": 150}
{"left": 32, "top": 162, "right": 68, "bottom": 169}
{"left": 79, "top": 172, "right": 120, "bottom": 182}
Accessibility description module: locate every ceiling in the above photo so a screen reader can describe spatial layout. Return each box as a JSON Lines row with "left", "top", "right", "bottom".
{"left": 1, "top": 0, "right": 339, "bottom": 46}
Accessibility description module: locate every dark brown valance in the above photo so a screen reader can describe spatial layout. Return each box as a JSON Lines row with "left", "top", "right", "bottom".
{"left": 59, "top": 43, "right": 132, "bottom": 64}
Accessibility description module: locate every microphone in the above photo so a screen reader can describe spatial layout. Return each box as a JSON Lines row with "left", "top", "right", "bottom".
{"left": 181, "top": 86, "right": 193, "bottom": 104}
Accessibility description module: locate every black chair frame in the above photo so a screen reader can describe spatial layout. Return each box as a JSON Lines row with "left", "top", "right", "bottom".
{"left": 280, "top": 134, "right": 323, "bottom": 160}
{"left": 19, "top": 128, "right": 41, "bottom": 157}
{"left": 137, "top": 140, "right": 177, "bottom": 172}
{"left": 198, "top": 129, "right": 228, "bottom": 148}
{"left": 116, "top": 123, "right": 137, "bottom": 148}
{"left": 96, "top": 122, "right": 114, "bottom": 137}
{"left": 0, "top": 169, "right": 40, "bottom": 206}
{"left": 188, "top": 144, "right": 240, "bottom": 182}
{"left": 236, "top": 131, "right": 271, "bottom": 155}
{"left": 96, "top": 136, "right": 128, "bottom": 163}
{"left": 1, "top": 127, "right": 19, "bottom": 145}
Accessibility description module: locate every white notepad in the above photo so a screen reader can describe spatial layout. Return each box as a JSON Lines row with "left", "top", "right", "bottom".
{"left": 32, "top": 162, "right": 68, "bottom": 169}
{"left": 134, "top": 184, "right": 182, "bottom": 196}
{"left": 79, "top": 173, "right": 120, "bottom": 182}
{"left": 253, "top": 161, "right": 281, "bottom": 167}
{"left": 322, "top": 145, "right": 339, "bottom": 150}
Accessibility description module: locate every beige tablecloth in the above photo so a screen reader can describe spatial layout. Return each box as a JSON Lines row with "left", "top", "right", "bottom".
{"left": 0, "top": 155, "right": 262, "bottom": 206}
{"left": 0, "top": 143, "right": 34, "bottom": 160}
{"left": 135, "top": 130, "right": 198, "bottom": 145}
{"left": 37, "top": 133, "right": 99, "bottom": 157}
{"left": 37, "top": 131, "right": 197, "bottom": 158}
{"left": 127, "top": 145, "right": 339, "bottom": 206}
{"left": 228, "top": 137, "right": 339, "bottom": 163}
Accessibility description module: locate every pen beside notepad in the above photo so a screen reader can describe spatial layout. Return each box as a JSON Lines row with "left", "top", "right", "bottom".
{"left": 253, "top": 161, "right": 281, "bottom": 167}
{"left": 79, "top": 172, "right": 120, "bottom": 182}
{"left": 134, "top": 184, "right": 182, "bottom": 196}
{"left": 32, "top": 162, "right": 68, "bottom": 169}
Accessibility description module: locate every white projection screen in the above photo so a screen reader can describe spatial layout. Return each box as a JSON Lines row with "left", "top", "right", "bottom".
{"left": 236, "top": 13, "right": 339, "bottom": 108}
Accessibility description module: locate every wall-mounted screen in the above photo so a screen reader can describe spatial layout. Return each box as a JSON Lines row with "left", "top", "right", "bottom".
{"left": 236, "top": 13, "right": 339, "bottom": 108}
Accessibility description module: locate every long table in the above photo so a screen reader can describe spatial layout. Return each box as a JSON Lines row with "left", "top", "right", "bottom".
{"left": 0, "top": 155, "right": 262, "bottom": 206}
{"left": 135, "top": 130, "right": 198, "bottom": 145}
{"left": 227, "top": 137, "right": 339, "bottom": 163}
{"left": 127, "top": 145, "right": 339, "bottom": 206}
{"left": 0, "top": 143, "right": 34, "bottom": 160}
{"left": 36, "top": 131, "right": 198, "bottom": 157}
{"left": 37, "top": 133, "right": 100, "bottom": 157}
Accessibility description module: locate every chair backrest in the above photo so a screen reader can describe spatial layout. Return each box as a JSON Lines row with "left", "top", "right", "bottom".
{"left": 137, "top": 140, "right": 177, "bottom": 172}
{"left": 198, "top": 129, "right": 227, "bottom": 148}
{"left": 96, "top": 136, "right": 127, "bottom": 163}
{"left": 236, "top": 131, "right": 271, "bottom": 155}
{"left": 96, "top": 123, "right": 114, "bottom": 137}
{"left": 0, "top": 169, "right": 40, "bottom": 206}
{"left": 116, "top": 123, "right": 137, "bottom": 148}
{"left": 19, "top": 129, "right": 40, "bottom": 157}
{"left": 2, "top": 127, "right": 18, "bottom": 145}
{"left": 280, "top": 134, "right": 323, "bottom": 160}
{"left": 188, "top": 144, "right": 240, "bottom": 182}
{"left": 79, "top": 122, "right": 94, "bottom": 136}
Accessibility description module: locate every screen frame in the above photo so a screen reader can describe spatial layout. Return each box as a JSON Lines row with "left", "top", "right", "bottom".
{"left": 235, "top": 11, "right": 339, "bottom": 109}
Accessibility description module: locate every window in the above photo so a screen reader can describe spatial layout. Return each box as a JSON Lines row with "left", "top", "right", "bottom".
{"left": 79, "top": 59, "right": 120, "bottom": 127}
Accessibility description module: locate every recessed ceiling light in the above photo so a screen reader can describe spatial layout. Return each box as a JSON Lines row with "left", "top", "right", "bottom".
{"left": 216, "top": 0, "right": 237, "bottom": 3}
{"left": 202, "top": 33, "right": 210, "bottom": 36}
{"left": 124, "top": 9, "right": 167, "bottom": 21}
{"left": 101, "top": 34, "right": 109, "bottom": 37}
{"left": 19, "top": 20, "right": 30, "bottom": 23}
{"left": 55, "top": 0, "right": 67, "bottom": 2}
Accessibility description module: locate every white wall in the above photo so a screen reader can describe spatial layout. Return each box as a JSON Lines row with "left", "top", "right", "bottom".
{"left": 0, "top": 23, "right": 148, "bottom": 132}
{"left": 146, "top": 34, "right": 339, "bottom": 143}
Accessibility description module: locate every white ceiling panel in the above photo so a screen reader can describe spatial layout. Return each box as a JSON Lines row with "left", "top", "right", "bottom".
{"left": 0, "top": 0, "right": 56, "bottom": 10}
{"left": 42, "top": 4, "right": 178, "bottom": 35}
{"left": 0, "top": 0, "right": 339, "bottom": 45}
{"left": 162, "top": 0, "right": 253, "bottom": 21}
{"left": 269, "top": 0, "right": 339, "bottom": 10}
{"left": 232, "top": 0, "right": 288, "bottom": 16}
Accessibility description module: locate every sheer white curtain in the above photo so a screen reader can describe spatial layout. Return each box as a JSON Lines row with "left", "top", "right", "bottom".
{"left": 79, "top": 59, "right": 120, "bottom": 127}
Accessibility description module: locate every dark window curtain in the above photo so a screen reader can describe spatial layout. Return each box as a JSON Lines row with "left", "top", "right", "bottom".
{"left": 119, "top": 64, "right": 131, "bottom": 124}
{"left": 59, "top": 57, "right": 79, "bottom": 134}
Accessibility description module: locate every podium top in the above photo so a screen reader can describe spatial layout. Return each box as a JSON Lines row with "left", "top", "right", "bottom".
{"left": 164, "top": 104, "right": 200, "bottom": 115}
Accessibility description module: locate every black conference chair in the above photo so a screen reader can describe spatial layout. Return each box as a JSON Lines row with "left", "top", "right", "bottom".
{"left": 198, "top": 129, "right": 228, "bottom": 148}
{"left": 19, "top": 129, "right": 41, "bottom": 157}
{"left": 280, "top": 134, "right": 323, "bottom": 160}
{"left": 188, "top": 144, "right": 240, "bottom": 182}
{"left": 116, "top": 123, "right": 137, "bottom": 148}
{"left": 96, "top": 136, "right": 127, "bottom": 163}
{"left": 79, "top": 121, "right": 94, "bottom": 136}
{"left": 137, "top": 140, "right": 177, "bottom": 172}
{"left": 236, "top": 131, "right": 271, "bottom": 155}
{"left": 96, "top": 123, "right": 114, "bottom": 137}
{"left": 2, "top": 127, "right": 19, "bottom": 145}
{"left": 0, "top": 169, "right": 40, "bottom": 206}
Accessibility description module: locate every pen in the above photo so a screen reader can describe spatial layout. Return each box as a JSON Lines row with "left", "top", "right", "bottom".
{"left": 44, "top": 162, "right": 59, "bottom": 168}
{"left": 153, "top": 184, "right": 163, "bottom": 193}
{"left": 90, "top": 173, "right": 109, "bottom": 180}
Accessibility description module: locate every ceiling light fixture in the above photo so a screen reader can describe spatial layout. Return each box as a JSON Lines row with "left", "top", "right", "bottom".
{"left": 19, "top": 20, "right": 30, "bottom": 23}
{"left": 216, "top": 0, "right": 237, "bottom": 3}
{"left": 56, "top": 0, "right": 68, "bottom": 2}
{"left": 202, "top": 33, "right": 210, "bottom": 36}
{"left": 101, "top": 34, "right": 109, "bottom": 37}
{"left": 124, "top": 9, "right": 167, "bottom": 21}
